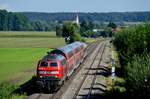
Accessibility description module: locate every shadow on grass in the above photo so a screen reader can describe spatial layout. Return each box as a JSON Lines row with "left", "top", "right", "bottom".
{"left": 13, "top": 76, "right": 57, "bottom": 96}
{"left": 12, "top": 77, "right": 37, "bottom": 95}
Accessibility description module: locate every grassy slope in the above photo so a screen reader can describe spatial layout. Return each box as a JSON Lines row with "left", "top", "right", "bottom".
{"left": 0, "top": 31, "right": 65, "bottom": 83}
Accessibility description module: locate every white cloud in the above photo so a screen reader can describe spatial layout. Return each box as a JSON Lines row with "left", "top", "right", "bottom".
{"left": 0, "top": 3, "right": 11, "bottom": 11}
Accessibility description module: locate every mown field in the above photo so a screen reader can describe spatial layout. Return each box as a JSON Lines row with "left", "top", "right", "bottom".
{"left": 0, "top": 31, "right": 56, "bottom": 38}
{"left": 0, "top": 31, "right": 65, "bottom": 83}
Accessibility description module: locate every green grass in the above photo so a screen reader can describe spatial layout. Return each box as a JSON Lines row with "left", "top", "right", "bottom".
{"left": 0, "top": 31, "right": 65, "bottom": 48}
{"left": 82, "top": 37, "right": 97, "bottom": 44}
{"left": 0, "top": 48, "right": 50, "bottom": 82}
{"left": 0, "top": 31, "right": 66, "bottom": 83}
{"left": 0, "top": 38, "right": 65, "bottom": 48}
{"left": 0, "top": 31, "right": 56, "bottom": 38}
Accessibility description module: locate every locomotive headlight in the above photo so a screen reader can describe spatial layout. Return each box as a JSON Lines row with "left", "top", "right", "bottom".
{"left": 38, "top": 71, "right": 59, "bottom": 74}
{"left": 38, "top": 71, "right": 50, "bottom": 74}
{"left": 38, "top": 71, "right": 45, "bottom": 74}
{"left": 50, "top": 71, "right": 59, "bottom": 74}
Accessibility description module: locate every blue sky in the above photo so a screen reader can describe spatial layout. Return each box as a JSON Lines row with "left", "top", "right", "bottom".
{"left": 0, "top": 0, "right": 150, "bottom": 12}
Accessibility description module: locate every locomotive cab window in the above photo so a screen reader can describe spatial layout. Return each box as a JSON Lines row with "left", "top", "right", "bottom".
{"left": 40, "top": 62, "right": 48, "bottom": 67}
{"left": 50, "top": 62, "right": 58, "bottom": 67}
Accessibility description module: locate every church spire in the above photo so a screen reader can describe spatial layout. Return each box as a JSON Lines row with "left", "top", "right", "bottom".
{"left": 75, "top": 14, "right": 79, "bottom": 25}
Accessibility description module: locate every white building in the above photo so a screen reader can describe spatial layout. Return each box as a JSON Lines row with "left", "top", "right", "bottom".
{"left": 73, "top": 14, "right": 80, "bottom": 26}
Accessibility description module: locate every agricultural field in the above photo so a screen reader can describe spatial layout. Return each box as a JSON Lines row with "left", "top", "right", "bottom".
{"left": 0, "top": 31, "right": 65, "bottom": 48}
{"left": 0, "top": 31, "right": 65, "bottom": 83}
{"left": 0, "top": 31, "right": 56, "bottom": 37}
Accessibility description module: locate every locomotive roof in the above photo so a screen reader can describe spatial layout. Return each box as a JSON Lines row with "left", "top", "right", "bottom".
{"left": 43, "top": 54, "right": 65, "bottom": 61}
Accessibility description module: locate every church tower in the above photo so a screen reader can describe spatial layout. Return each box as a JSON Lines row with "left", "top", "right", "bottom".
{"left": 76, "top": 14, "right": 79, "bottom": 25}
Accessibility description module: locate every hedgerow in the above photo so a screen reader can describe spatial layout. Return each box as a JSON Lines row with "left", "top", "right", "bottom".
{"left": 126, "top": 54, "right": 150, "bottom": 97}
{"left": 113, "top": 23, "right": 150, "bottom": 97}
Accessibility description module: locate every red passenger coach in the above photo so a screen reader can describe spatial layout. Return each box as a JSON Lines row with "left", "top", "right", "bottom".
{"left": 36, "top": 42, "right": 87, "bottom": 91}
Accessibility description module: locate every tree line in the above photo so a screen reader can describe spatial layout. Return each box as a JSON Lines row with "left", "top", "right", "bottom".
{"left": 0, "top": 10, "right": 108, "bottom": 31}
{"left": 0, "top": 10, "right": 31, "bottom": 31}
{"left": 1, "top": 9, "right": 150, "bottom": 31}
{"left": 23, "top": 12, "right": 150, "bottom": 23}
{"left": 0, "top": 10, "right": 55, "bottom": 31}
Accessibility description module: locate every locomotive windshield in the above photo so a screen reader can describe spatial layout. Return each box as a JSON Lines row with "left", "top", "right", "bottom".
{"left": 40, "top": 61, "right": 48, "bottom": 67}
{"left": 50, "top": 62, "right": 58, "bottom": 67}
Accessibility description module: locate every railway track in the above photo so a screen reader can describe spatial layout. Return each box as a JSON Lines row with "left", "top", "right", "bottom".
{"left": 87, "top": 42, "right": 106, "bottom": 99}
{"left": 27, "top": 40, "right": 101, "bottom": 99}
{"left": 61, "top": 40, "right": 107, "bottom": 99}
{"left": 72, "top": 41, "right": 106, "bottom": 99}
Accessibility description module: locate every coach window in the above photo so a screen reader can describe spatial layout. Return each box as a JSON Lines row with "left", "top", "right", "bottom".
{"left": 40, "top": 62, "right": 48, "bottom": 67}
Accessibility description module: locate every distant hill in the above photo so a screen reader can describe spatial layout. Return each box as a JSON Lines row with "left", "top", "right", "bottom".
{"left": 22, "top": 12, "right": 150, "bottom": 23}
{"left": 1, "top": 10, "right": 150, "bottom": 31}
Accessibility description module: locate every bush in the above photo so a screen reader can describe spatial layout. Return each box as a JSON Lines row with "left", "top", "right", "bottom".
{"left": 113, "top": 23, "right": 150, "bottom": 97}
{"left": 69, "top": 33, "right": 81, "bottom": 43}
{"left": 144, "top": 24, "right": 150, "bottom": 52}
{"left": 114, "top": 24, "right": 150, "bottom": 65}
{"left": 81, "top": 38, "right": 86, "bottom": 42}
{"left": 126, "top": 54, "right": 150, "bottom": 97}
{"left": 73, "top": 33, "right": 81, "bottom": 41}
{"left": 106, "top": 76, "right": 126, "bottom": 98}
{"left": 0, "top": 82, "right": 25, "bottom": 99}
{"left": 82, "top": 30, "right": 96, "bottom": 37}
{"left": 0, "top": 82, "right": 16, "bottom": 99}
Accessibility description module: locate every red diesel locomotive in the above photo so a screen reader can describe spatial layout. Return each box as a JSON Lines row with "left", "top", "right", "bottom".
{"left": 36, "top": 42, "right": 87, "bottom": 91}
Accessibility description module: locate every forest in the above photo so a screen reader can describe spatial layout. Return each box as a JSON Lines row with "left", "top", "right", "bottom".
{"left": 1, "top": 9, "right": 150, "bottom": 31}
{"left": 23, "top": 12, "right": 150, "bottom": 22}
